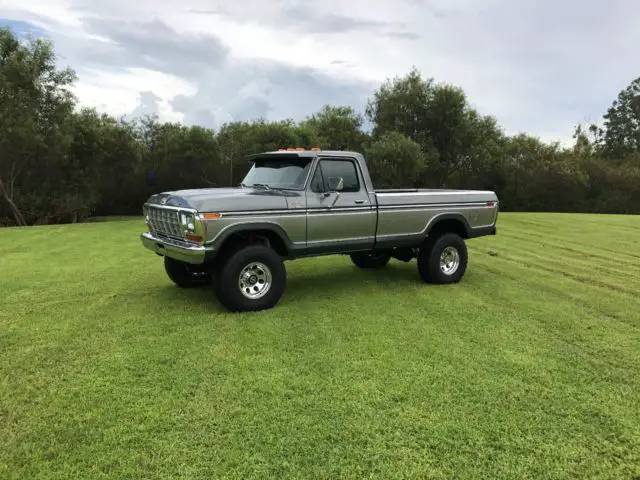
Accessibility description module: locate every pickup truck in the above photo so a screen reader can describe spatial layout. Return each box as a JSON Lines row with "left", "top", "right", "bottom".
{"left": 141, "top": 149, "right": 499, "bottom": 312}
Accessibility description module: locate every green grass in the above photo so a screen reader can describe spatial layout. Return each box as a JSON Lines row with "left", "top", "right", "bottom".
{"left": 1, "top": 213, "right": 639, "bottom": 479}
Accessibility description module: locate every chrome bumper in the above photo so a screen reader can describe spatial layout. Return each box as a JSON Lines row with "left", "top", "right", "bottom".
{"left": 140, "top": 232, "right": 215, "bottom": 264}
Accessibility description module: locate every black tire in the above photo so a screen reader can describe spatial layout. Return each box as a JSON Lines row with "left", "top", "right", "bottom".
{"left": 214, "top": 245, "right": 286, "bottom": 312}
{"left": 417, "top": 233, "right": 468, "bottom": 284}
{"left": 350, "top": 252, "right": 391, "bottom": 269}
{"left": 164, "top": 257, "right": 212, "bottom": 288}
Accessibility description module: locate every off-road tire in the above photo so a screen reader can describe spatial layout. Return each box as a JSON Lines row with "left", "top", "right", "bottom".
{"left": 417, "top": 233, "right": 468, "bottom": 284}
{"left": 164, "top": 257, "right": 212, "bottom": 288}
{"left": 350, "top": 252, "right": 391, "bottom": 269}
{"left": 214, "top": 245, "right": 286, "bottom": 312}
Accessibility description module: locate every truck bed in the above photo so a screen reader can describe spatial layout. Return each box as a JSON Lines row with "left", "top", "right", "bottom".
{"left": 373, "top": 189, "right": 499, "bottom": 244}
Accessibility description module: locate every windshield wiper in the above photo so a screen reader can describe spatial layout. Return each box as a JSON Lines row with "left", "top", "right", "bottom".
{"left": 249, "top": 183, "right": 273, "bottom": 190}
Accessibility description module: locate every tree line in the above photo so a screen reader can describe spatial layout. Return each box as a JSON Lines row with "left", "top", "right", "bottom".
{"left": 1, "top": 27, "right": 639, "bottom": 227}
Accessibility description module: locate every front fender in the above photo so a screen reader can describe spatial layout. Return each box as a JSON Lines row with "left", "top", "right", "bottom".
{"left": 208, "top": 221, "right": 296, "bottom": 255}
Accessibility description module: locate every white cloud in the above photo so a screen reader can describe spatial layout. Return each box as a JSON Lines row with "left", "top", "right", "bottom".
{"left": 72, "top": 68, "right": 194, "bottom": 121}
{"left": 2, "top": 0, "right": 640, "bottom": 144}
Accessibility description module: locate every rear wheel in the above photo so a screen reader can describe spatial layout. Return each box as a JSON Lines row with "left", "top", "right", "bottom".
{"left": 164, "top": 257, "right": 212, "bottom": 288}
{"left": 214, "top": 245, "right": 286, "bottom": 312}
{"left": 417, "top": 233, "right": 468, "bottom": 284}
{"left": 350, "top": 252, "right": 391, "bottom": 269}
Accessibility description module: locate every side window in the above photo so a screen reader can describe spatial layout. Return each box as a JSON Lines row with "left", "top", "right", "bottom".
{"left": 309, "top": 164, "right": 325, "bottom": 193}
{"left": 319, "top": 160, "right": 359, "bottom": 192}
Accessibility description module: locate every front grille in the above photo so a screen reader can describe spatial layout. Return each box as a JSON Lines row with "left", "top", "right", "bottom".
{"left": 148, "top": 206, "right": 184, "bottom": 239}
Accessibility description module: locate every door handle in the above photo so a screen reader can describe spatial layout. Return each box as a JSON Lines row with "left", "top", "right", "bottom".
{"left": 355, "top": 200, "right": 365, "bottom": 204}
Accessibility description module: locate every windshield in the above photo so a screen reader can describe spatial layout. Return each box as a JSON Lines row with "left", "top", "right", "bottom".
{"left": 241, "top": 158, "right": 312, "bottom": 190}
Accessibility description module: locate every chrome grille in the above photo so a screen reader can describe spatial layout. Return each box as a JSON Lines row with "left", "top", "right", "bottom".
{"left": 148, "top": 206, "right": 183, "bottom": 239}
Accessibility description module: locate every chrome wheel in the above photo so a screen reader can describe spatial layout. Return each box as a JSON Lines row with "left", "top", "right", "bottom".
{"left": 238, "top": 262, "right": 272, "bottom": 299}
{"left": 439, "top": 246, "right": 460, "bottom": 275}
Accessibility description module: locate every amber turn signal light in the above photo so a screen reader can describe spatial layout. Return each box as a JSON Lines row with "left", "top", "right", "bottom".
{"left": 185, "top": 234, "right": 203, "bottom": 243}
{"left": 200, "top": 213, "right": 221, "bottom": 220}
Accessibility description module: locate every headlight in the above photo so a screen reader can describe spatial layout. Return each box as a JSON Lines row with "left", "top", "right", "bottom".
{"left": 180, "top": 212, "right": 196, "bottom": 233}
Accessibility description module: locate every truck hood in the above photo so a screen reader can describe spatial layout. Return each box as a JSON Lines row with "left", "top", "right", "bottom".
{"left": 146, "top": 187, "right": 294, "bottom": 212}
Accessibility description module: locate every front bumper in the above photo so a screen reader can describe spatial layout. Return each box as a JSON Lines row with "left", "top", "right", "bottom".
{"left": 140, "top": 232, "right": 215, "bottom": 264}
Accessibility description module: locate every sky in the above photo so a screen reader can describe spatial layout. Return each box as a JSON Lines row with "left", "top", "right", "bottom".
{"left": 1, "top": 0, "right": 639, "bottom": 144}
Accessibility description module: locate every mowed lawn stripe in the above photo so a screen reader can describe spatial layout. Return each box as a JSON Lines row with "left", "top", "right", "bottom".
{"left": 1, "top": 213, "right": 639, "bottom": 479}
{"left": 497, "top": 229, "right": 640, "bottom": 266}
{"left": 493, "top": 248, "right": 639, "bottom": 296}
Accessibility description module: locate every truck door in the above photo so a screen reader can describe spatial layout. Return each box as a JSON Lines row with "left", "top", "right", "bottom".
{"left": 305, "top": 157, "right": 376, "bottom": 252}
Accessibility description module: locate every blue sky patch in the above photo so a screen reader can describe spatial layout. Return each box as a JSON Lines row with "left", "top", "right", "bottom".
{"left": 0, "top": 19, "right": 47, "bottom": 39}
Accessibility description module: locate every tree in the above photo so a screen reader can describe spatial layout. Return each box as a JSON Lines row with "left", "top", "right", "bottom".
{"left": 74, "top": 110, "right": 144, "bottom": 216}
{"left": 365, "top": 67, "right": 503, "bottom": 186}
{"left": 583, "top": 154, "right": 640, "bottom": 214}
{"left": 0, "top": 28, "right": 77, "bottom": 225}
{"left": 495, "top": 134, "right": 588, "bottom": 212}
{"left": 365, "top": 67, "right": 434, "bottom": 146}
{"left": 597, "top": 77, "right": 640, "bottom": 158}
{"left": 364, "top": 132, "right": 427, "bottom": 188}
{"left": 300, "top": 105, "right": 368, "bottom": 151}
{"left": 572, "top": 124, "right": 596, "bottom": 157}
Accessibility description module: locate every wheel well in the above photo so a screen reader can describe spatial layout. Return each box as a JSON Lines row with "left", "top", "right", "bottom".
{"left": 215, "top": 229, "right": 289, "bottom": 261}
{"left": 427, "top": 218, "right": 469, "bottom": 239}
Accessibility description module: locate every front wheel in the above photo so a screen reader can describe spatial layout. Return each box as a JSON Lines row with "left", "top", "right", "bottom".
{"left": 164, "top": 257, "right": 212, "bottom": 288}
{"left": 417, "top": 233, "right": 468, "bottom": 284}
{"left": 350, "top": 252, "right": 391, "bottom": 269}
{"left": 214, "top": 245, "right": 286, "bottom": 312}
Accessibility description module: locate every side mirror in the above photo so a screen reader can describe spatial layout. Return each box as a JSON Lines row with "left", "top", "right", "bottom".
{"left": 327, "top": 176, "right": 344, "bottom": 192}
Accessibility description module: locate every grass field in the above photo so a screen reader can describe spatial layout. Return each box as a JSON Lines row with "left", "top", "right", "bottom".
{"left": 1, "top": 213, "right": 639, "bottom": 479}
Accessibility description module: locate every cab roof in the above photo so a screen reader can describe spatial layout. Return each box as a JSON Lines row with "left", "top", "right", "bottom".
{"left": 247, "top": 149, "right": 362, "bottom": 162}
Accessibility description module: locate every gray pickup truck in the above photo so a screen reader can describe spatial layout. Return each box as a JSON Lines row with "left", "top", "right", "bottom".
{"left": 141, "top": 149, "right": 498, "bottom": 312}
